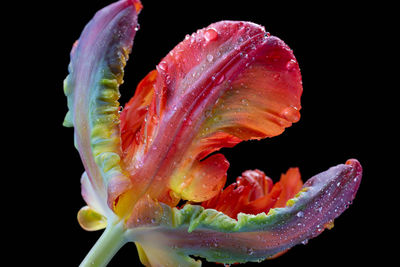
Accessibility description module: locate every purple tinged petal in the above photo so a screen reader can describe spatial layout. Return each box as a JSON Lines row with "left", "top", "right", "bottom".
{"left": 63, "top": 0, "right": 140, "bottom": 213}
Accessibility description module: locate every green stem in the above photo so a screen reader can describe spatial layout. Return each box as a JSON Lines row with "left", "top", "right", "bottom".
{"left": 80, "top": 220, "right": 127, "bottom": 267}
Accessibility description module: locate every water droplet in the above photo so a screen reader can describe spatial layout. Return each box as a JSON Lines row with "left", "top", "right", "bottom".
{"left": 337, "top": 182, "right": 341, "bottom": 186}
{"left": 273, "top": 73, "right": 280, "bottom": 81}
{"left": 204, "top": 28, "right": 218, "bottom": 42}
{"left": 207, "top": 54, "right": 214, "bottom": 62}
{"left": 247, "top": 248, "right": 254, "bottom": 255}
{"left": 216, "top": 75, "right": 225, "bottom": 85}
{"left": 185, "top": 34, "right": 190, "bottom": 40}
{"left": 135, "top": 24, "right": 140, "bottom": 31}
{"left": 158, "top": 61, "right": 168, "bottom": 72}
{"left": 165, "top": 75, "right": 172, "bottom": 85}
{"left": 296, "top": 211, "right": 304, "bottom": 217}
{"left": 286, "top": 59, "right": 297, "bottom": 71}
{"left": 301, "top": 239, "right": 309, "bottom": 245}
{"left": 282, "top": 106, "right": 300, "bottom": 122}
{"left": 241, "top": 98, "right": 249, "bottom": 105}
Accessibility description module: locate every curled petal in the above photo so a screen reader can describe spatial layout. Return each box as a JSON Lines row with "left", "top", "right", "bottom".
{"left": 120, "top": 21, "right": 302, "bottom": 206}
{"left": 63, "top": 0, "right": 141, "bottom": 217}
{"left": 273, "top": 167, "right": 303, "bottom": 208}
{"left": 202, "top": 168, "right": 302, "bottom": 219}
{"left": 120, "top": 70, "right": 157, "bottom": 153}
{"left": 127, "top": 160, "right": 362, "bottom": 265}
{"left": 81, "top": 172, "right": 109, "bottom": 217}
{"left": 173, "top": 153, "right": 230, "bottom": 202}
{"left": 77, "top": 206, "right": 107, "bottom": 231}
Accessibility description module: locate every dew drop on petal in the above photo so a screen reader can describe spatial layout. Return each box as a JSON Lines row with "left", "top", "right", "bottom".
{"left": 216, "top": 75, "right": 225, "bottom": 85}
{"left": 158, "top": 61, "right": 168, "bottom": 72}
{"left": 204, "top": 28, "right": 218, "bottom": 42}
{"left": 247, "top": 248, "right": 254, "bottom": 255}
{"left": 273, "top": 73, "right": 280, "bottom": 81}
{"left": 286, "top": 59, "right": 297, "bottom": 71}
{"left": 282, "top": 106, "right": 300, "bottom": 122}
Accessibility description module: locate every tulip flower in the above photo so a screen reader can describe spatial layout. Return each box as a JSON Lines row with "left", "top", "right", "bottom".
{"left": 63, "top": 0, "right": 362, "bottom": 266}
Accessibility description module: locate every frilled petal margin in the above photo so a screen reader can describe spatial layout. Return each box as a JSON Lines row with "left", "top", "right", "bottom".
{"left": 117, "top": 20, "right": 303, "bottom": 214}
{"left": 63, "top": 0, "right": 142, "bottom": 221}
{"left": 124, "top": 159, "right": 362, "bottom": 266}
{"left": 63, "top": 1, "right": 362, "bottom": 266}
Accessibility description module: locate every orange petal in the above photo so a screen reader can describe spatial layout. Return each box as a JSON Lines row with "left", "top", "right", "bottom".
{"left": 242, "top": 180, "right": 282, "bottom": 215}
{"left": 120, "top": 70, "right": 157, "bottom": 153}
{"left": 273, "top": 167, "right": 303, "bottom": 208}
{"left": 240, "top": 170, "right": 273, "bottom": 201}
{"left": 170, "top": 153, "right": 229, "bottom": 202}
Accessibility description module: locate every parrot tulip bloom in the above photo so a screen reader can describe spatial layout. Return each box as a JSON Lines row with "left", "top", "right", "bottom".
{"left": 63, "top": 0, "right": 362, "bottom": 266}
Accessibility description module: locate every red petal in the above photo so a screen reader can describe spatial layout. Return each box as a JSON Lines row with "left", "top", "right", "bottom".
{"left": 120, "top": 21, "right": 302, "bottom": 206}
{"left": 201, "top": 168, "right": 304, "bottom": 219}
{"left": 120, "top": 70, "right": 157, "bottom": 152}
{"left": 242, "top": 182, "right": 282, "bottom": 216}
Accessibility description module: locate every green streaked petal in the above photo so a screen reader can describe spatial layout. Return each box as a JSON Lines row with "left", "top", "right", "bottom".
{"left": 63, "top": 0, "right": 141, "bottom": 216}
{"left": 126, "top": 160, "right": 362, "bottom": 265}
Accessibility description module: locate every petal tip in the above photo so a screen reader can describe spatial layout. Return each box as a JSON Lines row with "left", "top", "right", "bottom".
{"left": 130, "top": 0, "right": 143, "bottom": 13}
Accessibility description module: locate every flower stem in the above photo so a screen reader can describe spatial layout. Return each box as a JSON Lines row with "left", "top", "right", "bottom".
{"left": 80, "top": 220, "right": 127, "bottom": 267}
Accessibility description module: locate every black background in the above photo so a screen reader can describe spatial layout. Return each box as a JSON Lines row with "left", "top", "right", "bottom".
{"left": 18, "top": 0, "right": 387, "bottom": 266}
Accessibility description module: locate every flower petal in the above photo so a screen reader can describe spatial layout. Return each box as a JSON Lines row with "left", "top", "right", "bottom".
{"left": 273, "top": 167, "right": 303, "bottom": 208}
{"left": 126, "top": 159, "right": 362, "bottom": 265}
{"left": 63, "top": 0, "right": 141, "bottom": 216}
{"left": 77, "top": 206, "right": 107, "bottom": 231}
{"left": 203, "top": 168, "right": 302, "bottom": 219}
{"left": 81, "top": 171, "right": 109, "bottom": 216}
{"left": 171, "top": 153, "right": 230, "bottom": 202}
{"left": 120, "top": 21, "right": 302, "bottom": 205}
{"left": 120, "top": 70, "right": 157, "bottom": 153}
